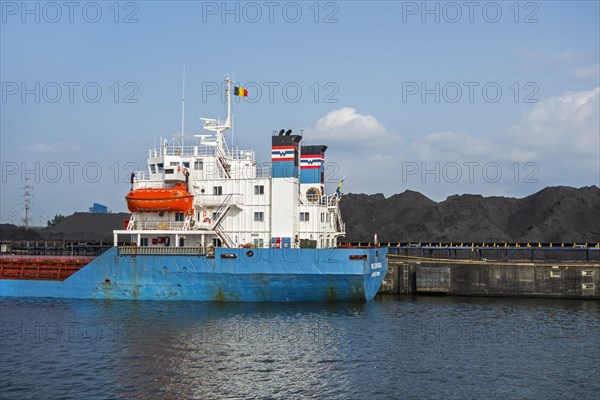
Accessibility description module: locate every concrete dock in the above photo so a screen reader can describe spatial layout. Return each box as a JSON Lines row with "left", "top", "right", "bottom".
{"left": 381, "top": 255, "right": 600, "bottom": 299}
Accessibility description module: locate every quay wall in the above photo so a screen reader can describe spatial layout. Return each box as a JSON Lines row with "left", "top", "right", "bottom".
{"left": 381, "top": 256, "right": 600, "bottom": 299}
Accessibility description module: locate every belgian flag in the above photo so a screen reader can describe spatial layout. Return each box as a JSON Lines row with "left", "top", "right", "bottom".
{"left": 234, "top": 86, "right": 248, "bottom": 97}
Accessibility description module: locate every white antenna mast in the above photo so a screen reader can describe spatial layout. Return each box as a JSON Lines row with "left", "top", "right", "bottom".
{"left": 225, "top": 74, "right": 231, "bottom": 128}
{"left": 181, "top": 63, "right": 186, "bottom": 151}
{"left": 229, "top": 76, "right": 234, "bottom": 147}
{"left": 199, "top": 75, "right": 232, "bottom": 150}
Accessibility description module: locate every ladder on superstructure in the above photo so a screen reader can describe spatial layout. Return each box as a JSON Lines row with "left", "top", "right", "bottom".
{"left": 126, "top": 214, "right": 136, "bottom": 230}
{"left": 182, "top": 214, "right": 193, "bottom": 230}
{"left": 211, "top": 194, "right": 235, "bottom": 247}
{"left": 215, "top": 145, "right": 231, "bottom": 178}
{"left": 329, "top": 197, "right": 345, "bottom": 233}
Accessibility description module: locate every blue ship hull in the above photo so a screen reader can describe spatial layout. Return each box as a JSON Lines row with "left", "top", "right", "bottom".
{"left": 0, "top": 247, "right": 388, "bottom": 302}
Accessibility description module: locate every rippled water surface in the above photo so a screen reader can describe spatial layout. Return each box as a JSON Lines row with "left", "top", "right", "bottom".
{"left": 1, "top": 296, "right": 599, "bottom": 399}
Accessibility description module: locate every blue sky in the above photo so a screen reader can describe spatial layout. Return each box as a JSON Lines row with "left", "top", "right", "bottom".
{"left": 1, "top": 0, "right": 599, "bottom": 224}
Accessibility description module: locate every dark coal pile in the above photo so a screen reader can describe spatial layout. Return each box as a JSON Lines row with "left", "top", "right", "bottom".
{"left": 42, "top": 212, "right": 130, "bottom": 243}
{"left": 0, "top": 224, "right": 44, "bottom": 241}
{"left": 2, "top": 186, "right": 598, "bottom": 245}
{"left": 340, "top": 186, "right": 600, "bottom": 243}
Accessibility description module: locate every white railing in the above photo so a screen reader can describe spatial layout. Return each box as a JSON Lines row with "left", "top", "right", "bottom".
{"left": 119, "top": 246, "right": 206, "bottom": 255}
{"left": 256, "top": 165, "right": 271, "bottom": 178}
{"left": 129, "top": 221, "right": 186, "bottom": 230}
{"left": 147, "top": 146, "right": 255, "bottom": 160}
{"left": 130, "top": 221, "right": 212, "bottom": 231}
{"left": 134, "top": 180, "right": 169, "bottom": 189}
{"left": 323, "top": 194, "right": 341, "bottom": 207}
{"left": 134, "top": 171, "right": 151, "bottom": 180}
{"left": 149, "top": 146, "right": 215, "bottom": 158}
{"left": 228, "top": 149, "right": 255, "bottom": 160}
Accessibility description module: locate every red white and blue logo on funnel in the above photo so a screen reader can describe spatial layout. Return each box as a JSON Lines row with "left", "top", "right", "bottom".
{"left": 272, "top": 146, "right": 297, "bottom": 162}
{"left": 300, "top": 155, "right": 324, "bottom": 169}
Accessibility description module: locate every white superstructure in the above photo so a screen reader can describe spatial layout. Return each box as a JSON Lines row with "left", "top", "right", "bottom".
{"left": 113, "top": 76, "right": 345, "bottom": 249}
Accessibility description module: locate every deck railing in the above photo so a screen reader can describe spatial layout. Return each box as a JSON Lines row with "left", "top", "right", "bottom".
{"left": 128, "top": 221, "right": 187, "bottom": 230}
{"left": 148, "top": 146, "right": 255, "bottom": 160}
{"left": 119, "top": 246, "right": 206, "bottom": 255}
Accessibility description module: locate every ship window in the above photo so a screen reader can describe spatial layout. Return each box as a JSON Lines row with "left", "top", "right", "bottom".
{"left": 254, "top": 185, "right": 264, "bottom": 195}
{"left": 321, "top": 212, "right": 325, "bottom": 222}
{"left": 194, "top": 160, "right": 203, "bottom": 170}
{"left": 300, "top": 212, "right": 310, "bottom": 222}
{"left": 175, "top": 212, "right": 184, "bottom": 222}
{"left": 254, "top": 212, "right": 264, "bottom": 222}
{"left": 213, "top": 186, "right": 223, "bottom": 195}
{"left": 170, "top": 162, "right": 179, "bottom": 166}
{"left": 165, "top": 169, "right": 174, "bottom": 174}
{"left": 140, "top": 238, "right": 148, "bottom": 247}
{"left": 150, "top": 164, "right": 156, "bottom": 173}
{"left": 254, "top": 238, "right": 264, "bottom": 247}
{"left": 183, "top": 162, "right": 190, "bottom": 168}
{"left": 157, "top": 163, "right": 164, "bottom": 172}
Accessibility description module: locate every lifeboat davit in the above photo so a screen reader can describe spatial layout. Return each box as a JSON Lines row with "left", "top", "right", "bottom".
{"left": 126, "top": 184, "right": 194, "bottom": 213}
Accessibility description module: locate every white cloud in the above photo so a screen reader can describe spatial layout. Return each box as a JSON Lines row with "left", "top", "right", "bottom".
{"left": 509, "top": 148, "right": 538, "bottom": 162}
{"left": 24, "top": 142, "right": 80, "bottom": 153}
{"left": 408, "top": 88, "right": 600, "bottom": 168}
{"left": 573, "top": 65, "right": 600, "bottom": 80}
{"left": 407, "top": 131, "right": 497, "bottom": 162}
{"left": 555, "top": 51, "right": 592, "bottom": 64}
{"left": 515, "top": 47, "right": 545, "bottom": 61}
{"left": 310, "top": 87, "right": 599, "bottom": 198}
{"left": 508, "top": 87, "right": 599, "bottom": 161}
{"left": 304, "top": 107, "right": 400, "bottom": 150}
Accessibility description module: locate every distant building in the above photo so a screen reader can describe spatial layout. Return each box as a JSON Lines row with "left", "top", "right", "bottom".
{"left": 89, "top": 203, "right": 108, "bottom": 214}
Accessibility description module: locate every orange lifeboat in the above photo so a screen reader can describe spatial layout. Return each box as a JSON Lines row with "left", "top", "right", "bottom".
{"left": 126, "top": 184, "right": 194, "bottom": 213}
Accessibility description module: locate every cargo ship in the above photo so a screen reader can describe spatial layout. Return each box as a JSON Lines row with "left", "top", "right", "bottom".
{"left": 0, "top": 76, "right": 387, "bottom": 301}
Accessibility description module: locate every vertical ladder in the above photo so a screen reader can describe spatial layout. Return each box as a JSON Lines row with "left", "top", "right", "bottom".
{"left": 402, "top": 264, "right": 410, "bottom": 294}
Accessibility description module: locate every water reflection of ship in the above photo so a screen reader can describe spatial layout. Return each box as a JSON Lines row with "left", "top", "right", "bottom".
{"left": 113, "top": 302, "right": 362, "bottom": 398}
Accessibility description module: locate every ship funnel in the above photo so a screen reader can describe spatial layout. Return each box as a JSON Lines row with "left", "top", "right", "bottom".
{"left": 272, "top": 133, "right": 302, "bottom": 178}
{"left": 278, "top": 129, "right": 285, "bottom": 136}
{"left": 300, "top": 145, "right": 327, "bottom": 185}
{"left": 285, "top": 129, "right": 292, "bottom": 136}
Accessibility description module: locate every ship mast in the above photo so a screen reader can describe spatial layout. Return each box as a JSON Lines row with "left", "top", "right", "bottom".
{"left": 198, "top": 75, "right": 232, "bottom": 153}
{"left": 181, "top": 63, "right": 186, "bottom": 152}
{"left": 225, "top": 75, "right": 232, "bottom": 129}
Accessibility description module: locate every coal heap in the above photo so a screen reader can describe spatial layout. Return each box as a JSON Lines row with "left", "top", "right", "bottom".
{"left": 42, "top": 212, "right": 130, "bottom": 243}
{"left": 0, "top": 224, "right": 44, "bottom": 241}
{"left": 1, "top": 212, "right": 128, "bottom": 243}
{"left": 1, "top": 186, "right": 598, "bottom": 244}
{"left": 340, "top": 185, "right": 600, "bottom": 243}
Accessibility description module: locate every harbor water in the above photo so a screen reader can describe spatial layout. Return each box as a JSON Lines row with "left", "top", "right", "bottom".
{"left": 1, "top": 296, "right": 599, "bottom": 399}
